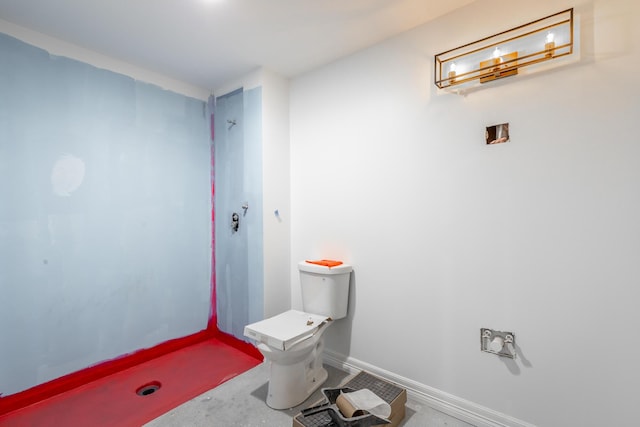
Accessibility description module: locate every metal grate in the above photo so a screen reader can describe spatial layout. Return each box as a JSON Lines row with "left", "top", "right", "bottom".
{"left": 343, "top": 372, "right": 402, "bottom": 404}
{"left": 294, "top": 371, "right": 404, "bottom": 427}
{"left": 295, "top": 411, "right": 336, "bottom": 427}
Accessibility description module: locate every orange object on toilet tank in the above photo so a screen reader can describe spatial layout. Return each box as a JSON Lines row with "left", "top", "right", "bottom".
{"left": 305, "top": 259, "right": 343, "bottom": 268}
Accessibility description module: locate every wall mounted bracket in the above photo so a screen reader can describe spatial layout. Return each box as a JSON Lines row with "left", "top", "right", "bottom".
{"left": 481, "top": 328, "right": 516, "bottom": 359}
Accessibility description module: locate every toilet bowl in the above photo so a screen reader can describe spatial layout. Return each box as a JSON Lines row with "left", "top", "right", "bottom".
{"left": 244, "top": 261, "right": 352, "bottom": 409}
{"left": 246, "top": 310, "right": 331, "bottom": 409}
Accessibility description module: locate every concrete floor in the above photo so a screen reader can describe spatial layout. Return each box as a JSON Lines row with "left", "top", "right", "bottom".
{"left": 145, "top": 362, "right": 474, "bottom": 427}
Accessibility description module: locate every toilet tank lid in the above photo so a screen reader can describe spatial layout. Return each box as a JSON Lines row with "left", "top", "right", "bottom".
{"left": 243, "top": 310, "right": 330, "bottom": 351}
{"left": 298, "top": 261, "right": 352, "bottom": 275}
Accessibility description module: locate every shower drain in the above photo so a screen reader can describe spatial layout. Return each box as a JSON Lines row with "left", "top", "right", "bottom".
{"left": 136, "top": 381, "right": 161, "bottom": 396}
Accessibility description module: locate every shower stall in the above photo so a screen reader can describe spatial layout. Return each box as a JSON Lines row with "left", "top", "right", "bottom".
{"left": 213, "top": 87, "right": 264, "bottom": 340}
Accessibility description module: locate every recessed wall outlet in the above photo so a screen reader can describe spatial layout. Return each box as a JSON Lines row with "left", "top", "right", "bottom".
{"left": 481, "top": 328, "right": 516, "bottom": 359}
{"left": 486, "top": 123, "right": 509, "bottom": 145}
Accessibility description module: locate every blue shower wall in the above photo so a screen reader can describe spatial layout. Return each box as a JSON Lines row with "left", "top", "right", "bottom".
{"left": 244, "top": 88, "right": 264, "bottom": 329}
{"left": 0, "top": 33, "right": 211, "bottom": 396}
{"left": 214, "top": 87, "right": 264, "bottom": 340}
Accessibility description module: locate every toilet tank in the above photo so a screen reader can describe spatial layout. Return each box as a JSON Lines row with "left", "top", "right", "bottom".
{"left": 298, "top": 261, "right": 352, "bottom": 320}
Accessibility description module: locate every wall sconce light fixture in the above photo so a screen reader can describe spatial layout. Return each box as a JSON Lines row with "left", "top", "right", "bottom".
{"left": 435, "top": 8, "right": 574, "bottom": 91}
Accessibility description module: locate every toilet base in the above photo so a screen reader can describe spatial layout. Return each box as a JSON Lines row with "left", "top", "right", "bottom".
{"left": 265, "top": 361, "right": 328, "bottom": 410}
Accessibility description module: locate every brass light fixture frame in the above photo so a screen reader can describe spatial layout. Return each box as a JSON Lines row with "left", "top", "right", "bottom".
{"left": 435, "top": 8, "right": 574, "bottom": 90}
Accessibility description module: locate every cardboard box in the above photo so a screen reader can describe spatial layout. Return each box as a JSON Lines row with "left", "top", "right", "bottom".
{"left": 293, "top": 371, "right": 407, "bottom": 427}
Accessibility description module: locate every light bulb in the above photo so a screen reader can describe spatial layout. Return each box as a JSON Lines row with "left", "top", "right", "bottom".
{"left": 545, "top": 32, "right": 556, "bottom": 58}
{"left": 448, "top": 62, "right": 458, "bottom": 84}
{"left": 492, "top": 47, "right": 502, "bottom": 59}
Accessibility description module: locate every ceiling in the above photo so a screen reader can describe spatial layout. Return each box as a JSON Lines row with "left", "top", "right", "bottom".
{"left": 0, "top": 0, "right": 475, "bottom": 91}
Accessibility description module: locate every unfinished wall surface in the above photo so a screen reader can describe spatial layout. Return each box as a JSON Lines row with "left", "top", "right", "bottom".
{"left": 0, "top": 34, "right": 211, "bottom": 396}
{"left": 289, "top": 0, "right": 640, "bottom": 425}
{"left": 213, "top": 68, "right": 291, "bottom": 334}
{"left": 214, "top": 87, "right": 264, "bottom": 339}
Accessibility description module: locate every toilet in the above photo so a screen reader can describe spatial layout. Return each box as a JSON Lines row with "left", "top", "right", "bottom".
{"left": 244, "top": 260, "right": 352, "bottom": 409}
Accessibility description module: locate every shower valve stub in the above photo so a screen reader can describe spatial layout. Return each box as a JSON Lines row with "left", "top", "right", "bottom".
{"left": 231, "top": 212, "right": 239, "bottom": 233}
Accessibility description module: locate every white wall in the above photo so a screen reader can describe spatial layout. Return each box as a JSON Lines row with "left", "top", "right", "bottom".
{"left": 289, "top": 0, "right": 640, "bottom": 425}
{"left": 261, "top": 70, "right": 292, "bottom": 318}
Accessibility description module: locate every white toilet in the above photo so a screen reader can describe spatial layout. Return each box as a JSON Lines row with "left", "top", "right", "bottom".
{"left": 244, "top": 260, "right": 352, "bottom": 409}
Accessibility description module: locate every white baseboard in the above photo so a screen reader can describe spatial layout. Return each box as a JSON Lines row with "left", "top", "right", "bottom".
{"left": 323, "top": 349, "right": 536, "bottom": 427}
